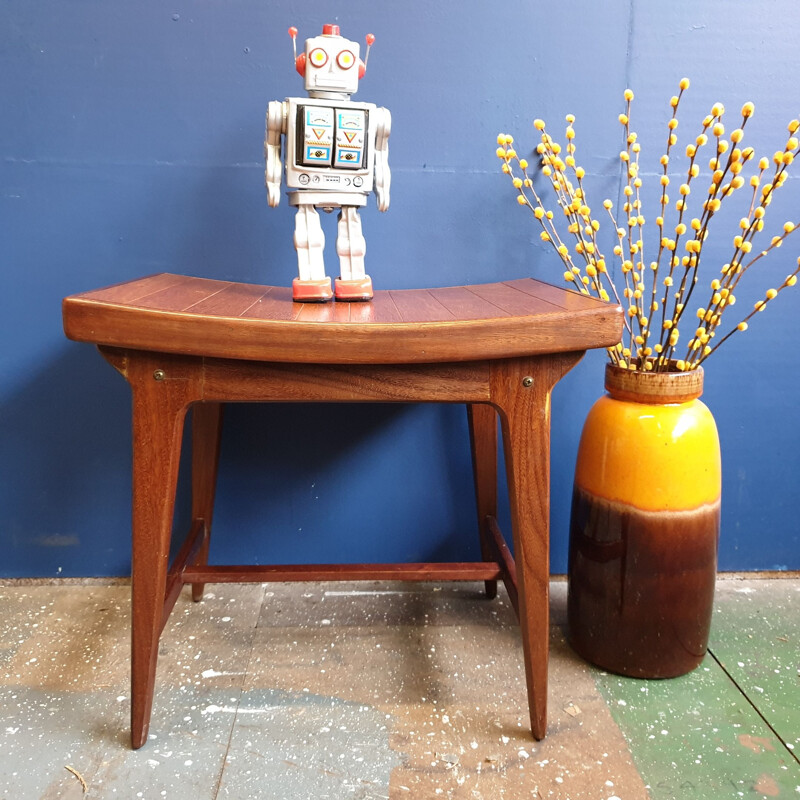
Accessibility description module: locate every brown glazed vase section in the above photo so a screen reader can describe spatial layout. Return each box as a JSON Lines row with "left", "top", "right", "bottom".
{"left": 567, "top": 364, "right": 721, "bottom": 678}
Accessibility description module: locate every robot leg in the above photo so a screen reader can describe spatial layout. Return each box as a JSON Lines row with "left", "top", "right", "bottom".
{"left": 293, "top": 204, "right": 332, "bottom": 302}
{"left": 335, "top": 206, "right": 372, "bottom": 301}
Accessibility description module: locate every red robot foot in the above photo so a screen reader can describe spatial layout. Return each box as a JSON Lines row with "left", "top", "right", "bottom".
{"left": 334, "top": 276, "right": 373, "bottom": 301}
{"left": 292, "top": 277, "right": 333, "bottom": 303}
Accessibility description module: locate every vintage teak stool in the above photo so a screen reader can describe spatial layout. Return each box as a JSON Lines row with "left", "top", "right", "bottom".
{"left": 62, "top": 273, "right": 622, "bottom": 749}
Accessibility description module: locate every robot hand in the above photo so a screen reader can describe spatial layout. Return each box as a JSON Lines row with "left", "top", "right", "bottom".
{"left": 375, "top": 174, "right": 390, "bottom": 213}
{"left": 267, "top": 181, "right": 280, "bottom": 208}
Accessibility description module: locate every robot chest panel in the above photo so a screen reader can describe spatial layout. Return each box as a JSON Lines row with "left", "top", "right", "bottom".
{"left": 295, "top": 104, "right": 370, "bottom": 170}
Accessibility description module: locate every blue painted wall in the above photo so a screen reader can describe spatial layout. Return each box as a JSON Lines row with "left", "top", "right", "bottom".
{"left": 2, "top": 1, "right": 798, "bottom": 577}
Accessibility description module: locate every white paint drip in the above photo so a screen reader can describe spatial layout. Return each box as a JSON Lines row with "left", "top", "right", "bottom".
{"left": 323, "top": 590, "right": 422, "bottom": 597}
{"left": 202, "top": 705, "right": 282, "bottom": 715}
{"left": 200, "top": 669, "right": 244, "bottom": 679}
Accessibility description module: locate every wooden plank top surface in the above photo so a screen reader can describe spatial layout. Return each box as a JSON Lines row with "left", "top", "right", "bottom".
{"left": 63, "top": 273, "right": 623, "bottom": 364}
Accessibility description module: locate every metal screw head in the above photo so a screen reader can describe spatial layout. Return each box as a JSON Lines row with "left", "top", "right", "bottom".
{"left": 153, "top": 369, "right": 166, "bottom": 381}
{"left": 522, "top": 376, "right": 534, "bottom": 388}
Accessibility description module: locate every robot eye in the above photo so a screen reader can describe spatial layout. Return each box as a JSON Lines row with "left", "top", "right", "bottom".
{"left": 336, "top": 50, "right": 356, "bottom": 69}
{"left": 309, "top": 48, "right": 328, "bottom": 67}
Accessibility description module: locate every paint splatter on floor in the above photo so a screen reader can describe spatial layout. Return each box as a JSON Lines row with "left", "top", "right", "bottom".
{"left": 0, "top": 578, "right": 796, "bottom": 798}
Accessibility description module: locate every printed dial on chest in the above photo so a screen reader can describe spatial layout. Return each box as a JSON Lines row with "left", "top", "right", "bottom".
{"left": 297, "top": 105, "right": 368, "bottom": 170}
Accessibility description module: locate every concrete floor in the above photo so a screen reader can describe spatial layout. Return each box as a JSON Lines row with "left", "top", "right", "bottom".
{"left": 0, "top": 577, "right": 797, "bottom": 799}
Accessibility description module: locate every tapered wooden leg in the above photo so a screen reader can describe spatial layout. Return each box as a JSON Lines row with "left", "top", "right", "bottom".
{"left": 190, "top": 402, "right": 224, "bottom": 602}
{"left": 490, "top": 354, "right": 583, "bottom": 740}
{"left": 467, "top": 403, "right": 498, "bottom": 599}
{"left": 127, "top": 358, "right": 195, "bottom": 749}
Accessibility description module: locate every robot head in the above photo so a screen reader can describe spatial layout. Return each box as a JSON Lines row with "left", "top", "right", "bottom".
{"left": 290, "top": 24, "right": 374, "bottom": 98}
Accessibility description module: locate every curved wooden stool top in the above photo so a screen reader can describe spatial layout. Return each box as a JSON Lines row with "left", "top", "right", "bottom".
{"left": 63, "top": 272, "right": 621, "bottom": 364}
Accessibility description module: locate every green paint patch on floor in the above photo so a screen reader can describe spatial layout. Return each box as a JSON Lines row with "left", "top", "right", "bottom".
{"left": 710, "top": 580, "right": 800, "bottom": 754}
{"left": 596, "top": 659, "right": 798, "bottom": 799}
{"left": 593, "top": 579, "right": 800, "bottom": 800}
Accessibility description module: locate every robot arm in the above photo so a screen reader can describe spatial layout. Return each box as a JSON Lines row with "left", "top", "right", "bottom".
{"left": 265, "top": 100, "right": 287, "bottom": 208}
{"left": 373, "top": 106, "right": 391, "bottom": 212}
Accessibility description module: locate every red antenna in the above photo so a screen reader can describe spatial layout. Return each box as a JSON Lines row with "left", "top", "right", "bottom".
{"left": 288, "top": 26, "right": 298, "bottom": 63}
{"left": 364, "top": 33, "right": 375, "bottom": 69}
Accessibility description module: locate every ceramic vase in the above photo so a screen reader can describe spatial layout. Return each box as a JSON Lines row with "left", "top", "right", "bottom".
{"left": 567, "top": 362, "right": 721, "bottom": 678}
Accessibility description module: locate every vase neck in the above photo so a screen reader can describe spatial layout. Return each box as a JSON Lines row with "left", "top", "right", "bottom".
{"left": 604, "top": 363, "right": 704, "bottom": 404}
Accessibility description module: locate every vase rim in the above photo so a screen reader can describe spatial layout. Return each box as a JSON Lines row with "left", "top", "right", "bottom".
{"left": 604, "top": 362, "right": 704, "bottom": 404}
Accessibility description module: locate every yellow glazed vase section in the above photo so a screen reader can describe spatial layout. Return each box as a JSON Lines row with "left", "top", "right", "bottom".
{"left": 573, "top": 394, "right": 721, "bottom": 512}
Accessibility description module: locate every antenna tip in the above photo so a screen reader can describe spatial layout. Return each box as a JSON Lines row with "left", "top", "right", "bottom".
{"left": 288, "top": 27, "right": 298, "bottom": 38}
{"left": 366, "top": 33, "right": 375, "bottom": 46}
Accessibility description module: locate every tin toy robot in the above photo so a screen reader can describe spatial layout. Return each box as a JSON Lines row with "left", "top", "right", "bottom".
{"left": 265, "top": 24, "right": 391, "bottom": 302}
